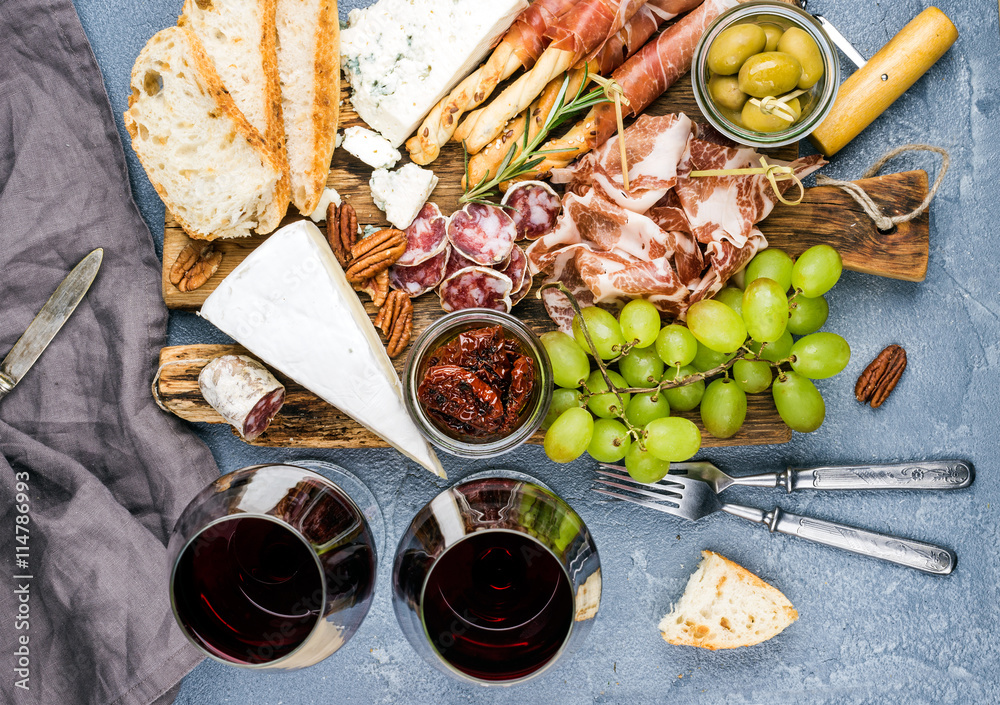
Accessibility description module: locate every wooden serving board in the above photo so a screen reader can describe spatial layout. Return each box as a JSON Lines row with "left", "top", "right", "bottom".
{"left": 156, "top": 76, "right": 929, "bottom": 448}
{"left": 158, "top": 344, "right": 791, "bottom": 448}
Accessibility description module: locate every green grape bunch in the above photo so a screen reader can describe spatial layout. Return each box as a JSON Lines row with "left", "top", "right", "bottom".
{"left": 538, "top": 244, "right": 851, "bottom": 484}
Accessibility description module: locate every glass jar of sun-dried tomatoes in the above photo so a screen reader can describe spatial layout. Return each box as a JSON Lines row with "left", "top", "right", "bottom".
{"left": 403, "top": 310, "right": 553, "bottom": 458}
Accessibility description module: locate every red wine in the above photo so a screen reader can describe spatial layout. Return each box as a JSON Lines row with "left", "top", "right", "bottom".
{"left": 421, "top": 530, "right": 573, "bottom": 681}
{"left": 173, "top": 516, "right": 324, "bottom": 664}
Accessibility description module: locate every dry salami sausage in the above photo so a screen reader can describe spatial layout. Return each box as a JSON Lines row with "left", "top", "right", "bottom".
{"left": 447, "top": 202, "right": 517, "bottom": 266}
{"left": 496, "top": 244, "right": 528, "bottom": 293}
{"left": 500, "top": 180, "right": 562, "bottom": 241}
{"left": 439, "top": 266, "right": 514, "bottom": 313}
{"left": 441, "top": 245, "right": 478, "bottom": 281}
{"left": 396, "top": 202, "right": 449, "bottom": 266}
{"left": 198, "top": 355, "right": 285, "bottom": 441}
{"left": 388, "top": 247, "right": 449, "bottom": 296}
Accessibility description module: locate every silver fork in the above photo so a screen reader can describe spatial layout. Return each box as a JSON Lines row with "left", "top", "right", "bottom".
{"left": 667, "top": 459, "right": 974, "bottom": 494}
{"left": 593, "top": 468, "right": 956, "bottom": 575}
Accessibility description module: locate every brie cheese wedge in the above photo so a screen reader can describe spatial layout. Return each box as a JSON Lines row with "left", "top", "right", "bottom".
{"left": 200, "top": 220, "right": 445, "bottom": 478}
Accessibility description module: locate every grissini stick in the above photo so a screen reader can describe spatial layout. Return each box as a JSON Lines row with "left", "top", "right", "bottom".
{"left": 405, "top": 0, "right": 578, "bottom": 165}
{"left": 455, "top": 0, "right": 651, "bottom": 154}
{"left": 809, "top": 7, "right": 958, "bottom": 156}
{"left": 465, "top": 0, "right": 703, "bottom": 187}
{"left": 525, "top": 0, "right": 735, "bottom": 180}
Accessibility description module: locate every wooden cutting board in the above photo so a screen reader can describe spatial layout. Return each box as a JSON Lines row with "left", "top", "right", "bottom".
{"left": 156, "top": 77, "right": 929, "bottom": 448}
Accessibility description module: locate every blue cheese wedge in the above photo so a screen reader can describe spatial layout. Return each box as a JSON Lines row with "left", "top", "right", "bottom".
{"left": 341, "top": 0, "right": 528, "bottom": 146}
{"left": 200, "top": 220, "right": 445, "bottom": 478}
{"left": 370, "top": 163, "right": 438, "bottom": 229}
{"left": 342, "top": 127, "right": 401, "bottom": 169}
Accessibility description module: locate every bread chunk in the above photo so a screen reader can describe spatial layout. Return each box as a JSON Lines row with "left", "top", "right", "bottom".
{"left": 276, "top": 0, "right": 340, "bottom": 215}
{"left": 179, "top": 0, "right": 290, "bottom": 217}
{"left": 124, "top": 27, "right": 285, "bottom": 239}
{"left": 658, "top": 550, "right": 798, "bottom": 650}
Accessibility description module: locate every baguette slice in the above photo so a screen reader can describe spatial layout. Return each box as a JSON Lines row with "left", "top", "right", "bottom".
{"left": 275, "top": 0, "right": 340, "bottom": 215}
{"left": 658, "top": 551, "right": 798, "bottom": 650}
{"left": 179, "top": 0, "right": 290, "bottom": 216}
{"left": 124, "top": 27, "right": 286, "bottom": 240}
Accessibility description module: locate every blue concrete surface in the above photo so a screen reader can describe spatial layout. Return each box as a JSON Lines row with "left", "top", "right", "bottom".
{"left": 72, "top": 0, "right": 999, "bottom": 702}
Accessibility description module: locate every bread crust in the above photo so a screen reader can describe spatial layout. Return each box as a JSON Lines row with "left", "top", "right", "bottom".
{"left": 300, "top": 0, "right": 340, "bottom": 215}
{"left": 178, "top": 0, "right": 290, "bottom": 232}
{"left": 124, "top": 27, "right": 283, "bottom": 240}
{"left": 659, "top": 550, "right": 798, "bottom": 650}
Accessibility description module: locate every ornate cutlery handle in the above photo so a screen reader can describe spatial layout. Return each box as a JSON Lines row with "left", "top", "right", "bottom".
{"left": 722, "top": 504, "right": 956, "bottom": 575}
{"left": 782, "top": 460, "right": 973, "bottom": 492}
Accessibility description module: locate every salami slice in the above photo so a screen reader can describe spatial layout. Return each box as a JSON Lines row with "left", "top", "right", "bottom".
{"left": 496, "top": 245, "right": 528, "bottom": 293}
{"left": 439, "top": 266, "right": 514, "bottom": 313}
{"left": 396, "top": 202, "right": 449, "bottom": 266}
{"left": 441, "top": 245, "right": 478, "bottom": 281}
{"left": 447, "top": 202, "right": 517, "bottom": 266}
{"left": 388, "top": 247, "right": 449, "bottom": 297}
{"left": 510, "top": 269, "right": 533, "bottom": 307}
{"left": 198, "top": 355, "right": 285, "bottom": 441}
{"left": 500, "top": 180, "right": 562, "bottom": 241}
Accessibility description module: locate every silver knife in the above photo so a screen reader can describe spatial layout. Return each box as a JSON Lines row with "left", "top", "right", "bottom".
{"left": 0, "top": 248, "right": 103, "bottom": 401}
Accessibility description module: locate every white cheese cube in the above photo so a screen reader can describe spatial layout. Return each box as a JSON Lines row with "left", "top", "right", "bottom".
{"left": 370, "top": 163, "right": 438, "bottom": 229}
{"left": 341, "top": 0, "right": 528, "bottom": 147}
{"left": 342, "top": 127, "right": 401, "bottom": 169}
{"left": 305, "top": 187, "right": 342, "bottom": 222}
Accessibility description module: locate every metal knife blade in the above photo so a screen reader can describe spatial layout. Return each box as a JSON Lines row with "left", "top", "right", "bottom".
{"left": 0, "top": 248, "right": 103, "bottom": 401}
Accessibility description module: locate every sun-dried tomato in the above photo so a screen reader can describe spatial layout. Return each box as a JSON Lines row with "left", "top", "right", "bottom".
{"left": 418, "top": 325, "right": 536, "bottom": 439}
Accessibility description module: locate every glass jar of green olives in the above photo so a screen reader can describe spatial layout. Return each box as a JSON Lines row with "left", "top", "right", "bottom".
{"left": 692, "top": 2, "right": 839, "bottom": 147}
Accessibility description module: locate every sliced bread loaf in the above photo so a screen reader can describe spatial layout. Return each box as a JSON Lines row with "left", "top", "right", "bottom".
{"left": 658, "top": 551, "right": 798, "bottom": 650}
{"left": 178, "top": 0, "right": 290, "bottom": 215}
{"left": 124, "top": 27, "right": 286, "bottom": 239}
{"left": 275, "top": 0, "right": 340, "bottom": 215}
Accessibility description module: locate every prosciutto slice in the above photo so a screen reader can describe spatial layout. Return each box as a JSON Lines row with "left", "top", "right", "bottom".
{"left": 508, "top": 0, "right": 581, "bottom": 68}
{"left": 527, "top": 113, "right": 827, "bottom": 330}
{"left": 546, "top": 0, "right": 651, "bottom": 60}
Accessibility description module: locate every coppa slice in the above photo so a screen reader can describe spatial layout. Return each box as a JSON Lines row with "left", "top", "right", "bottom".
{"left": 447, "top": 202, "right": 517, "bottom": 266}
{"left": 439, "top": 266, "right": 514, "bottom": 313}
{"left": 200, "top": 220, "right": 445, "bottom": 477}
{"left": 397, "top": 202, "right": 449, "bottom": 266}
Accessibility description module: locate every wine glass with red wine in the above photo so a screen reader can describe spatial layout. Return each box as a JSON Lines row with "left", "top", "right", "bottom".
{"left": 392, "top": 472, "right": 601, "bottom": 685}
{"left": 168, "top": 461, "right": 383, "bottom": 669}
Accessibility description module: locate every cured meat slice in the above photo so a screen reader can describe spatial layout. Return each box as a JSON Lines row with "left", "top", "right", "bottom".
{"left": 447, "top": 202, "right": 517, "bottom": 266}
{"left": 439, "top": 266, "right": 514, "bottom": 313}
{"left": 496, "top": 244, "right": 528, "bottom": 293}
{"left": 510, "top": 269, "right": 533, "bottom": 306}
{"left": 389, "top": 248, "right": 449, "bottom": 296}
{"left": 441, "top": 245, "right": 478, "bottom": 281}
{"left": 397, "top": 202, "right": 449, "bottom": 266}
{"left": 501, "top": 181, "right": 563, "bottom": 241}
{"left": 198, "top": 354, "right": 285, "bottom": 441}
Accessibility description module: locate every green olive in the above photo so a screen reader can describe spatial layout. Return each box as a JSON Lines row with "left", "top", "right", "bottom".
{"left": 759, "top": 23, "right": 783, "bottom": 51}
{"left": 741, "top": 97, "right": 801, "bottom": 133}
{"left": 707, "top": 24, "right": 767, "bottom": 76}
{"left": 777, "top": 27, "right": 824, "bottom": 89}
{"left": 737, "top": 51, "right": 802, "bottom": 98}
{"left": 717, "top": 105, "right": 746, "bottom": 129}
{"left": 708, "top": 74, "right": 748, "bottom": 111}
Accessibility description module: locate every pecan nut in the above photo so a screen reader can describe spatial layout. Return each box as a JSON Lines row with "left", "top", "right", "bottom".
{"left": 326, "top": 202, "right": 358, "bottom": 268}
{"left": 855, "top": 344, "right": 907, "bottom": 408}
{"left": 353, "top": 269, "right": 390, "bottom": 308}
{"left": 169, "top": 241, "right": 223, "bottom": 292}
{"left": 345, "top": 228, "right": 406, "bottom": 283}
{"left": 374, "top": 290, "right": 413, "bottom": 358}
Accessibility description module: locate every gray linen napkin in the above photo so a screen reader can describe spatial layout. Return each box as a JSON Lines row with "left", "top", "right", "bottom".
{"left": 0, "top": 0, "right": 218, "bottom": 703}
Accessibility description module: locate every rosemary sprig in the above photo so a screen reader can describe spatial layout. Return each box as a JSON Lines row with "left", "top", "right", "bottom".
{"left": 460, "top": 67, "right": 612, "bottom": 207}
